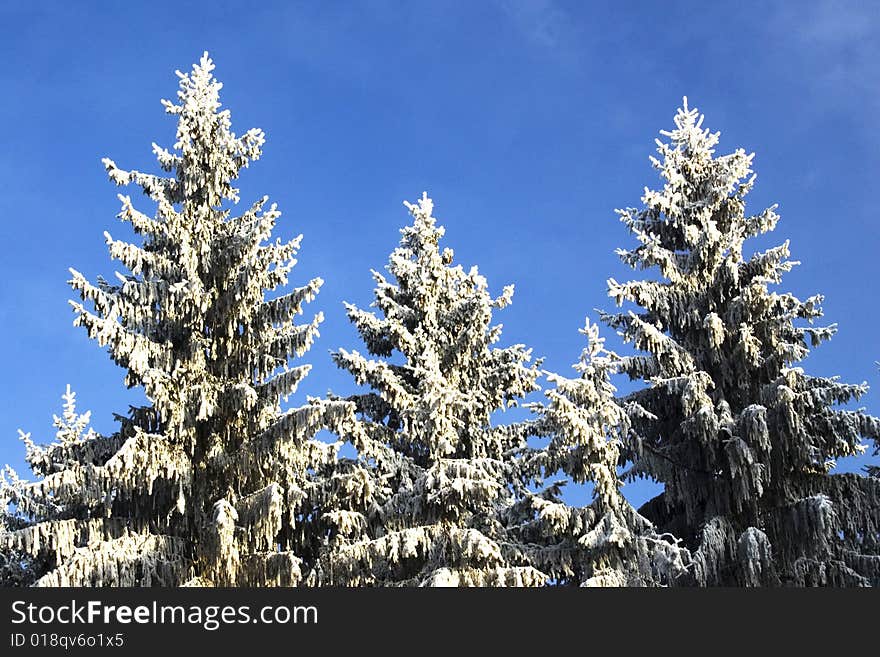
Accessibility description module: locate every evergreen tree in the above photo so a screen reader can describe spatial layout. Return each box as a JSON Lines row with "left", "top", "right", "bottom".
{"left": 309, "top": 194, "right": 548, "bottom": 586}
{"left": 0, "top": 53, "right": 353, "bottom": 586}
{"left": 1, "top": 387, "right": 134, "bottom": 586}
{"left": 602, "top": 99, "right": 880, "bottom": 585}
{"left": 514, "top": 319, "right": 691, "bottom": 586}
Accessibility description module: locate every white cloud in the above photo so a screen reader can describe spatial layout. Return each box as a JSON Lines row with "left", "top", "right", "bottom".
{"left": 496, "top": 0, "right": 569, "bottom": 49}
{"left": 772, "top": 0, "right": 880, "bottom": 119}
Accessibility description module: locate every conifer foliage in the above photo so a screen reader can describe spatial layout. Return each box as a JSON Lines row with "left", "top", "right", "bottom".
{"left": 3, "top": 55, "right": 879, "bottom": 588}
{"left": 602, "top": 99, "right": 880, "bottom": 585}
{"left": 309, "top": 194, "right": 549, "bottom": 586}
{"left": 517, "top": 320, "right": 691, "bottom": 586}
{"left": 1, "top": 54, "right": 353, "bottom": 586}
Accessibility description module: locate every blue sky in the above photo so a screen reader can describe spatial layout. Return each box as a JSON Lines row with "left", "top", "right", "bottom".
{"left": 1, "top": 1, "right": 878, "bottom": 508}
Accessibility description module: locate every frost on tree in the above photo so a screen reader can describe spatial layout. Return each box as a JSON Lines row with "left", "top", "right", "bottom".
{"left": 309, "top": 194, "right": 547, "bottom": 586}
{"left": 602, "top": 99, "right": 880, "bottom": 586}
{"left": 0, "top": 386, "right": 104, "bottom": 586}
{"left": 515, "top": 319, "right": 691, "bottom": 586}
{"left": 0, "top": 54, "right": 354, "bottom": 587}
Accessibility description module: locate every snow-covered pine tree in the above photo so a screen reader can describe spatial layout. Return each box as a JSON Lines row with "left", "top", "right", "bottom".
{"left": 602, "top": 99, "right": 880, "bottom": 586}
{"left": 0, "top": 386, "right": 101, "bottom": 586}
{"left": 513, "top": 319, "right": 691, "bottom": 586}
{"left": 0, "top": 468, "right": 36, "bottom": 586}
{"left": 309, "top": 193, "right": 547, "bottom": 586}
{"left": 0, "top": 53, "right": 354, "bottom": 586}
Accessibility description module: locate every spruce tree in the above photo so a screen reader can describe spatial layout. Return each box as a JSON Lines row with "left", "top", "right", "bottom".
{"left": 309, "top": 194, "right": 547, "bottom": 586}
{"left": 603, "top": 99, "right": 880, "bottom": 585}
{"left": 515, "top": 319, "right": 691, "bottom": 586}
{"left": 0, "top": 53, "right": 352, "bottom": 586}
